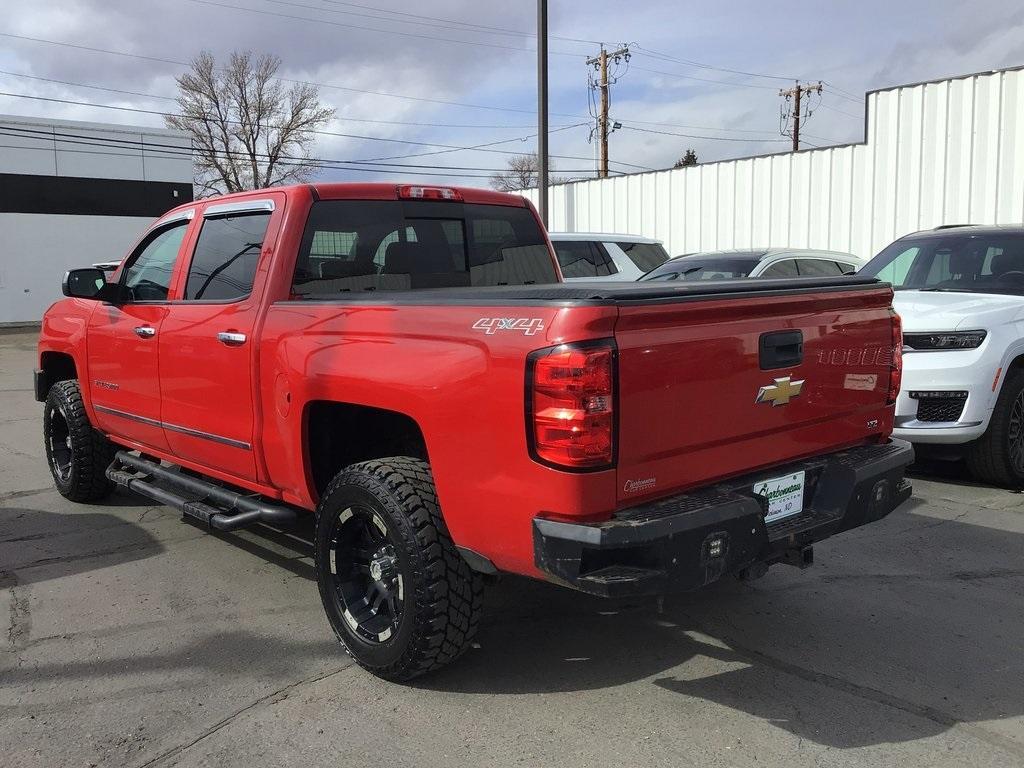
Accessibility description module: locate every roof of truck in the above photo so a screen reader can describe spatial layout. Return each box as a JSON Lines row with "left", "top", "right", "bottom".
{"left": 165, "top": 183, "right": 528, "bottom": 217}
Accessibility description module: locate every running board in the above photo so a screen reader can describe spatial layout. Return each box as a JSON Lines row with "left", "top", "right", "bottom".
{"left": 107, "top": 451, "right": 298, "bottom": 531}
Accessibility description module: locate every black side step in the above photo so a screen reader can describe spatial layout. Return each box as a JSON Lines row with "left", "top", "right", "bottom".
{"left": 107, "top": 451, "right": 298, "bottom": 531}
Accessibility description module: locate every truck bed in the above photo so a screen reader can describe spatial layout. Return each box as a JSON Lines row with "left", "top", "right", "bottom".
{"left": 289, "top": 275, "right": 883, "bottom": 304}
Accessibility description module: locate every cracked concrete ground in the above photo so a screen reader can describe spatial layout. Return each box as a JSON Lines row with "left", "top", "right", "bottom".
{"left": 2, "top": 328, "right": 1024, "bottom": 767}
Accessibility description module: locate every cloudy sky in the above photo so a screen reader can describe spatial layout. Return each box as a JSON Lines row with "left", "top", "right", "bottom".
{"left": 1, "top": 0, "right": 1023, "bottom": 184}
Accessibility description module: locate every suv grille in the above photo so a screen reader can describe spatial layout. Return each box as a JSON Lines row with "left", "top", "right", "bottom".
{"left": 915, "top": 394, "right": 967, "bottom": 422}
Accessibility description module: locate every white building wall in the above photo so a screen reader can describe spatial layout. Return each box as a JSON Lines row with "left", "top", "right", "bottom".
{"left": 0, "top": 115, "right": 192, "bottom": 324}
{"left": 525, "top": 66, "right": 1024, "bottom": 260}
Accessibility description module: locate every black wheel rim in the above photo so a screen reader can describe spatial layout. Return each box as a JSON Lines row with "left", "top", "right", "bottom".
{"left": 1009, "top": 391, "right": 1024, "bottom": 475}
{"left": 48, "top": 406, "right": 73, "bottom": 482}
{"left": 328, "top": 505, "right": 405, "bottom": 644}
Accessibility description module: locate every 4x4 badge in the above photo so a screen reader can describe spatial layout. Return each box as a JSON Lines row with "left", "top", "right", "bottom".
{"left": 756, "top": 376, "right": 804, "bottom": 406}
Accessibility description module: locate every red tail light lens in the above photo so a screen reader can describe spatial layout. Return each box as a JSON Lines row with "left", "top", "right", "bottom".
{"left": 888, "top": 311, "right": 903, "bottom": 405}
{"left": 527, "top": 341, "right": 616, "bottom": 470}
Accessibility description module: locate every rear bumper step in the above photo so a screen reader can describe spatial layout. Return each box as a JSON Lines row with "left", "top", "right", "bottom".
{"left": 534, "top": 439, "right": 914, "bottom": 597}
{"left": 107, "top": 451, "right": 298, "bottom": 531}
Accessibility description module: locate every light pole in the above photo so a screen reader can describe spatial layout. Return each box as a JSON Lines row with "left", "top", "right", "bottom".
{"left": 537, "top": 0, "right": 549, "bottom": 227}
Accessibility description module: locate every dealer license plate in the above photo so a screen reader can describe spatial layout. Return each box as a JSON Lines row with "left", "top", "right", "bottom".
{"left": 753, "top": 470, "right": 805, "bottom": 524}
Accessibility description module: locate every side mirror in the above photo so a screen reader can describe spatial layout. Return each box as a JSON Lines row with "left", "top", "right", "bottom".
{"left": 63, "top": 268, "right": 119, "bottom": 302}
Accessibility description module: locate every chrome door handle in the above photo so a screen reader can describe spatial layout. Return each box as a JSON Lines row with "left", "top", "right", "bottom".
{"left": 217, "top": 331, "right": 247, "bottom": 346}
{"left": 134, "top": 326, "right": 156, "bottom": 338}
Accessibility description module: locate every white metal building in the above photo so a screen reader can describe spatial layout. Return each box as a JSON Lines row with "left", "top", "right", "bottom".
{"left": 0, "top": 115, "right": 193, "bottom": 325}
{"left": 525, "top": 65, "right": 1024, "bottom": 260}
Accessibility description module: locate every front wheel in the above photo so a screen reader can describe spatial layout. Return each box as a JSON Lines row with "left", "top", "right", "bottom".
{"left": 966, "top": 370, "right": 1024, "bottom": 488}
{"left": 43, "top": 380, "right": 116, "bottom": 502}
{"left": 314, "top": 457, "right": 484, "bottom": 681}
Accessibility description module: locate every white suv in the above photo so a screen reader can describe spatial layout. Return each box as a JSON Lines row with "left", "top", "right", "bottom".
{"left": 548, "top": 233, "right": 670, "bottom": 281}
{"left": 861, "top": 225, "right": 1024, "bottom": 486}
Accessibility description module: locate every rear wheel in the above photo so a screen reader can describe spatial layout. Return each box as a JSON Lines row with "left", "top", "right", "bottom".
{"left": 966, "top": 370, "right": 1024, "bottom": 488}
{"left": 43, "top": 380, "right": 116, "bottom": 502}
{"left": 314, "top": 457, "right": 484, "bottom": 681}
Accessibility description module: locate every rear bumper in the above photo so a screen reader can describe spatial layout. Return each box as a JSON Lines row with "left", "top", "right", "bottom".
{"left": 533, "top": 439, "right": 914, "bottom": 596}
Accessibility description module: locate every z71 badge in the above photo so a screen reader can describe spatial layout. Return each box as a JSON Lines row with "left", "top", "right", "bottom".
{"left": 472, "top": 318, "right": 545, "bottom": 336}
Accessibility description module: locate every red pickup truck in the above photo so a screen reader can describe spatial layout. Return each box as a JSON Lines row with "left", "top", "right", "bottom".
{"left": 37, "top": 182, "right": 912, "bottom": 680}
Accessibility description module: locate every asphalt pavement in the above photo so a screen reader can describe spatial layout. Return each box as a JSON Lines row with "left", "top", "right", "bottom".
{"left": 2, "top": 329, "right": 1023, "bottom": 768}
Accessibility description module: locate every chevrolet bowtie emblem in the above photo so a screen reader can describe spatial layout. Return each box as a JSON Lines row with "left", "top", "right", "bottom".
{"left": 756, "top": 376, "right": 805, "bottom": 406}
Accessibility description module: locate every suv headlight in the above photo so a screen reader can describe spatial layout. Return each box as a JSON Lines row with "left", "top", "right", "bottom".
{"left": 902, "top": 330, "right": 986, "bottom": 350}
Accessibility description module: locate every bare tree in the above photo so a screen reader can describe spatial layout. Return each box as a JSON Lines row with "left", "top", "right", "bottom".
{"left": 166, "top": 51, "right": 335, "bottom": 196}
{"left": 490, "top": 152, "right": 564, "bottom": 192}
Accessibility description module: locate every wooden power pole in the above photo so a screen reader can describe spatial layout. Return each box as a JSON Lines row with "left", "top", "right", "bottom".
{"left": 587, "top": 45, "right": 629, "bottom": 178}
{"left": 779, "top": 81, "right": 822, "bottom": 151}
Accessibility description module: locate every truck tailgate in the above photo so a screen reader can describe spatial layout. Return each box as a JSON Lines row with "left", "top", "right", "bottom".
{"left": 614, "top": 282, "right": 897, "bottom": 504}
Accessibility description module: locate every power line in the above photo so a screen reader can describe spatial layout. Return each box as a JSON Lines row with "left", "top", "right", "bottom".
{"left": 631, "top": 44, "right": 801, "bottom": 83}
{"left": 0, "top": 32, "right": 592, "bottom": 119}
{"left": 0, "top": 91, "right": 647, "bottom": 171}
{"left": 0, "top": 90, "right": 601, "bottom": 165}
{"left": 181, "top": 0, "right": 585, "bottom": 57}
{"left": 618, "top": 124, "right": 789, "bottom": 143}
{"left": 609, "top": 115, "right": 792, "bottom": 135}
{"left": 0, "top": 68, "right": 578, "bottom": 130}
{"left": 261, "top": 0, "right": 601, "bottom": 45}
{"left": 819, "top": 102, "right": 864, "bottom": 120}
{"left": 822, "top": 81, "right": 865, "bottom": 102}
{"left": 631, "top": 64, "right": 780, "bottom": 90}
{"left": 311, "top": 0, "right": 602, "bottom": 44}
{"left": 0, "top": 124, "right": 615, "bottom": 177}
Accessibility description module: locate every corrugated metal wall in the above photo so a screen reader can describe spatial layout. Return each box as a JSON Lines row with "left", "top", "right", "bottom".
{"left": 524, "top": 66, "right": 1024, "bottom": 260}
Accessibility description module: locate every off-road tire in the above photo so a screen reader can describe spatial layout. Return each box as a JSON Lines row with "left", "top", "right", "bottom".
{"left": 43, "top": 380, "right": 116, "bottom": 502}
{"left": 314, "top": 457, "right": 484, "bottom": 681}
{"left": 966, "top": 369, "right": 1024, "bottom": 488}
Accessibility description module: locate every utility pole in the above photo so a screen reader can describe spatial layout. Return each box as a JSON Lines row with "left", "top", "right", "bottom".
{"left": 586, "top": 44, "right": 629, "bottom": 178}
{"left": 536, "top": 0, "right": 548, "bottom": 227}
{"left": 779, "top": 81, "right": 822, "bottom": 151}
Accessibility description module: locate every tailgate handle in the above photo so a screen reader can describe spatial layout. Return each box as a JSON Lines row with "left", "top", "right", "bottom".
{"left": 760, "top": 330, "right": 803, "bottom": 370}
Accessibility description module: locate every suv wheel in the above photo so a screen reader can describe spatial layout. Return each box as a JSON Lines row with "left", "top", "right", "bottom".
{"left": 43, "top": 380, "right": 116, "bottom": 502}
{"left": 966, "top": 370, "right": 1024, "bottom": 488}
{"left": 314, "top": 457, "right": 484, "bottom": 681}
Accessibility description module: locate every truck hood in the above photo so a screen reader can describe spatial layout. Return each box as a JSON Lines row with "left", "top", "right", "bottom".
{"left": 892, "top": 290, "right": 1024, "bottom": 332}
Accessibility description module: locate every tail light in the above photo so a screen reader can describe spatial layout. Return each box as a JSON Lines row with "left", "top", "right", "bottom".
{"left": 527, "top": 341, "right": 616, "bottom": 470}
{"left": 397, "top": 185, "right": 463, "bottom": 201}
{"left": 887, "top": 311, "right": 903, "bottom": 405}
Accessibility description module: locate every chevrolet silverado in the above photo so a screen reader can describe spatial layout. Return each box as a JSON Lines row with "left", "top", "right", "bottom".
{"left": 36, "top": 182, "right": 912, "bottom": 680}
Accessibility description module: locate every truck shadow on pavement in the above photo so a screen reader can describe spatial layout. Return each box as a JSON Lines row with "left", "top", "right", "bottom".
{"left": 415, "top": 507, "right": 1024, "bottom": 753}
{"left": 0, "top": 504, "right": 164, "bottom": 587}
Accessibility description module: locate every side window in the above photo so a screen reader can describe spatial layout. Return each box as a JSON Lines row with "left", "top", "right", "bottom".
{"left": 875, "top": 246, "right": 918, "bottom": 284}
{"left": 836, "top": 262, "right": 857, "bottom": 274}
{"left": 553, "top": 241, "right": 616, "bottom": 278}
{"left": 184, "top": 213, "right": 271, "bottom": 301}
{"left": 796, "top": 259, "right": 844, "bottom": 276}
{"left": 760, "top": 259, "right": 799, "bottom": 278}
{"left": 121, "top": 222, "right": 189, "bottom": 302}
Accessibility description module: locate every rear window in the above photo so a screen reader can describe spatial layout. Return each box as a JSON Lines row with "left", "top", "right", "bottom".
{"left": 616, "top": 241, "right": 669, "bottom": 272}
{"left": 292, "top": 200, "right": 556, "bottom": 294}
{"left": 795, "top": 258, "right": 845, "bottom": 277}
{"left": 641, "top": 257, "right": 759, "bottom": 281}
{"left": 552, "top": 240, "right": 617, "bottom": 278}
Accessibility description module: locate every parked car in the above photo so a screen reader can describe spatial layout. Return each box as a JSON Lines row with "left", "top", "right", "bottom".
{"left": 37, "top": 182, "right": 911, "bottom": 681}
{"left": 641, "top": 248, "right": 863, "bottom": 281}
{"left": 549, "top": 232, "right": 670, "bottom": 281}
{"left": 859, "top": 224, "right": 1024, "bottom": 486}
